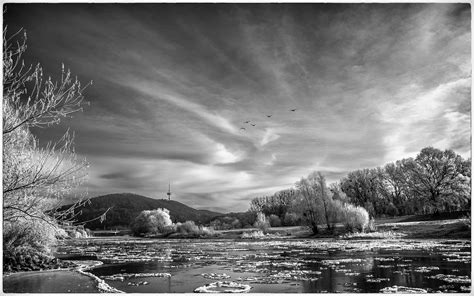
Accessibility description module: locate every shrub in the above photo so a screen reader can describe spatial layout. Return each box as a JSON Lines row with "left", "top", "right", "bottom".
{"left": 163, "top": 224, "right": 177, "bottom": 234}
{"left": 130, "top": 208, "right": 173, "bottom": 236}
{"left": 209, "top": 216, "right": 242, "bottom": 230}
{"left": 176, "top": 221, "right": 215, "bottom": 237}
{"left": 268, "top": 214, "right": 282, "bottom": 227}
{"left": 3, "top": 218, "right": 59, "bottom": 256}
{"left": 254, "top": 212, "right": 270, "bottom": 232}
{"left": 231, "top": 218, "right": 242, "bottom": 229}
{"left": 176, "top": 221, "right": 200, "bottom": 234}
{"left": 340, "top": 230, "right": 406, "bottom": 239}
{"left": 241, "top": 230, "right": 265, "bottom": 239}
{"left": 343, "top": 204, "right": 370, "bottom": 232}
{"left": 283, "top": 212, "right": 300, "bottom": 226}
{"left": 3, "top": 218, "right": 61, "bottom": 271}
{"left": 367, "top": 218, "right": 377, "bottom": 232}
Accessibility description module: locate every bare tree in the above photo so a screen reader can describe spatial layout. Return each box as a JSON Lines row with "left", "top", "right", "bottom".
{"left": 3, "top": 28, "right": 91, "bottom": 255}
{"left": 402, "top": 147, "right": 470, "bottom": 213}
{"left": 295, "top": 173, "right": 326, "bottom": 234}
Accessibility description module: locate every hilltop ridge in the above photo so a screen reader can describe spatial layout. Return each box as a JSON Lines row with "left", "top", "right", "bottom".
{"left": 62, "top": 193, "right": 222, "bottom": 229}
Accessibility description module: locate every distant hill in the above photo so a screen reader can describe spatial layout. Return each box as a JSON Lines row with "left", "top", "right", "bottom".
{"left": 60, "top": 193, "right": 223, "bottom": 230}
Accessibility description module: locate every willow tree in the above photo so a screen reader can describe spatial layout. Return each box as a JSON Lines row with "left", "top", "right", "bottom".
{"left": 295, "top": 172, "right": 334, "bottom": 233}
{"left": 3, "top": 28, "right": 90, "bottom": 259}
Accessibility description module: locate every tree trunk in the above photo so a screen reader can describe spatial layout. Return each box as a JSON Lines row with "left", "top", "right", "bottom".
{"left": 432, "top": 191, "right": 439, "bottom": 214}
{"left": 311, "top": 222, "right": 319, "bottom": 234}
{"left": 325, "top": 211, "right": 331, "bottom": 231}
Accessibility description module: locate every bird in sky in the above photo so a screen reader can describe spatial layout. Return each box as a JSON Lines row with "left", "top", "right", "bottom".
{"left": 266, "top": 115, "right": 272, "bottom": 118}
{"left": 251, "top": 123, "right": 256, "bottom": 126}
{"left": 240, "top": 127, "right": 246, "bottom": 130}
{"left": 244, "top": 121, "right": 250, "bottom": 124}
{"left": 290, "top": 109, "right": 297, "bottom": 112}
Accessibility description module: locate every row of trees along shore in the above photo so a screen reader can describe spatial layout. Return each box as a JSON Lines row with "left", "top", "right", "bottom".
{"left": 243, "top": 147, "right": 470, "bottom": 235}
{"left": 3, "top": 28, "right": 93, "bottom": 271}
{"left": 340, "top": 147, "right": 470, "bottom": 217}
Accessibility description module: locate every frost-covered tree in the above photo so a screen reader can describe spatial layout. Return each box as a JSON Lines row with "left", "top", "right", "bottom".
{"left": 295, "top": 172, "right": 335, "bottom": 233}
{"left": 253, "top": 211, "right": 270, "bottom": 232}
{"left": 3, "top": 27, "right": 90, "bottom": 264}
{"left": 130, "top": 208, "right": 173, "bottom": 236}
{"left": 342, "top": 204, "right": 370, "bottom": 232}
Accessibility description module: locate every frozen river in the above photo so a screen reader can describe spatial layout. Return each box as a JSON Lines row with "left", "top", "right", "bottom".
{"left": 53, "top": 237, "right": 470, "bottom": 293}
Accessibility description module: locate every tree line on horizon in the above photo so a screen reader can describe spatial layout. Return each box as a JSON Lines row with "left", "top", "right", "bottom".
{"left": 340, "top": 147, "right": 470, "bottom": 217}
{"left": 211, "top": 146, "right": 471, "bottom": 234}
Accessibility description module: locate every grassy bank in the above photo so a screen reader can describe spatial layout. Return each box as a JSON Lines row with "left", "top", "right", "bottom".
{"left": 85, "top": 212, "right": 470, "bottom": 241}
{"left": 374, "top": 218, "right": 470, "bottom": 239}
{"left": 219, "top": 216, "right": 470, "bottom": 240}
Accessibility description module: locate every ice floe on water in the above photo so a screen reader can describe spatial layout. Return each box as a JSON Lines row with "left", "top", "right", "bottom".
{"left": 101, "top": 272, "right": 171, "bottom": 281}
{"left": 380, "top": 285, "right": 427, "bottom": 293}
{"left": 194, "top": 281, "right": 252, "bottom": 293}
{"left": 374, "top": 257, "right": 396, "bottom": 262}
{"left": 127, "top": 281, "right": 149, "bottom": 286}
{"left": 377, "top": 264, "right": 393, "bottom": 268}
{"left": 393, "top": 270, "right": 409, "bottom": 275}
{"left": 460, "top": 285, "right": 471, "bottom": 292}
{"left": 56, "top": 238, "right": 470, "bottom": 293}
{"left": 343, "top": 272, "right": 361, "bottom": 276}
{"left": 413, "top": 266, "right": 440, "bottom": 273}
{"left": 366, "top": 277, "right": 390, "bottom": 283}
{"left": 69, "top": 260, "right": 103, "bottom": 270}
{"left": 268, "top": 269, "right": 320, "bottom": 281}
{"left": 321, "top": 258, "right": 365, "bottom": 265}
{"left": 200, "top": 273, "right": 231, "bottom": 279}
{"left": 428, "top": 274, "right": 471, "bottom": 284}
{"left": 77, "top": 269, "right": 124, "bottom": 293}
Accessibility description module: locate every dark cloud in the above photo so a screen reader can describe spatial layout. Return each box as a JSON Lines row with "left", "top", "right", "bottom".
{"left": 99, "top": 172, "right": 129, "bottom": 180}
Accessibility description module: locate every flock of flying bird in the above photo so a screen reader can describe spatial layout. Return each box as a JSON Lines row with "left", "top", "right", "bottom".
{"left": 239, "top": 108, "right": 297, "bottom": 131}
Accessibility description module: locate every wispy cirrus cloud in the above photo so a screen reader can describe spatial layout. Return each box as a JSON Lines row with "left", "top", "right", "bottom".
{"left": 381, "top": 77, "right": 471, "bottom": 162}
{"left": 121, "top": 80, "right": 240, "bottom": 135}
{"left": 260, "top": 128, "right": 280, "bottom": 146}
{"left": 7, "top": 3, "right": 470, "bottom": 212}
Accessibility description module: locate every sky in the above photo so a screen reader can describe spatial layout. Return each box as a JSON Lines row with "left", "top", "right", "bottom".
{"left": 4, "top": 3, "right": 471, "bottom": 213}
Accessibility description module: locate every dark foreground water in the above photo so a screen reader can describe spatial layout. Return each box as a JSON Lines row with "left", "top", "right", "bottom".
{"left": 54, "top": 237, "right": 470, "bottom": 293}
{"left": 3, "top": 270, "right": 100, "bottom": 293}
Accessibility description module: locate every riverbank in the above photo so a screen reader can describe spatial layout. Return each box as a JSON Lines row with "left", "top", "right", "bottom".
{"left": 374, "top": 218, "right": 470, "bottom": 239}
{"left": 3, "top": 261, "right": 122, "bottom": 293}
{"left": 213, "top": 217, "right": 470, "bottom": 240}
{"left": 3, "top": 215, "right": 469, "bottom": 292}
{"left": 3, "top": 217, "right": 470, "bottom": 293}
{"left": 80, "top": 212, "right": 469, "bottom": 241}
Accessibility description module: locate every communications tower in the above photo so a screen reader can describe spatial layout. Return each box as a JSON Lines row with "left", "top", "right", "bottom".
{"left": 166, "top": 182, "right": 171, "bottom": 201}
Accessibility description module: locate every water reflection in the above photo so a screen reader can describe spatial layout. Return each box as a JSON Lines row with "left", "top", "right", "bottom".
{"left": 55, "top": 238, "right": 471, "bottom": 293}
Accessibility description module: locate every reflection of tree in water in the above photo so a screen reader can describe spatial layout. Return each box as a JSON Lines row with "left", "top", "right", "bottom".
{"left": 164, "top": 248, "right": 172, "bottom": 261}
{"left": 302, "top": 256, "right": 375, "bottom": 292}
